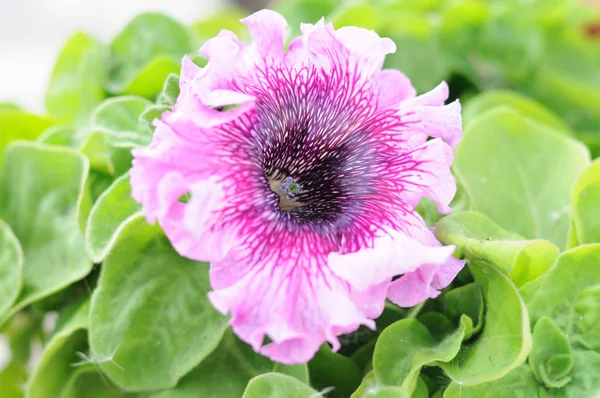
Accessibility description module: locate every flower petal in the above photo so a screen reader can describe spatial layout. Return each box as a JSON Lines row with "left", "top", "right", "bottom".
{"left": 376, "top": 69, "right": 416, "bottom": 109}
{"left": 399, "top": 99, "right": 463, "bottom": 149}
{"left": 334, "top": 26, "right": 396, "bottom": 76}
{"left": 161, "top": 179, "right": 234, "bottom": 262}
{"left": 241, "top": 9, "right": 288, "bottom": 60}
{"left": 387, "top": 138, "right": 457, "bottom": 214}
{"left": 328, "top": 225, "right": 457, "bottom": 292}
{"left": 387, "top": 256, "right": 465, "bottom": 307}
{"left": 208, "top": 257, "right": 374, "bottom": 364}
{"left": 401, "top": 81, "right": 449, "bottom": 107}
{"left": 297, "top": 19, "right": 395, "bottom": 81}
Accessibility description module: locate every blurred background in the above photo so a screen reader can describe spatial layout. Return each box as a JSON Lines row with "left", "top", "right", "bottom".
{"left": 1, "top": 0, "right": 600, "bottom": 393}
{"left": 0, "top": 0, "right": 269, "bottom": 112}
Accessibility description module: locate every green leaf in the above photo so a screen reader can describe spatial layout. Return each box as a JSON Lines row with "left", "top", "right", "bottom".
{"left": 89, "top": 171, "right": 115, "bottom": 202}
{"left": 384, "top": 34, "right": 450, "bottom": 94}
{"left": 308, "top": 344, "right": 363, "bottom": 398}
{"left": 139, "top": 105, "right": 170, "bottom": 127}
{"left": 191, "top": 9, "right": 247, "bottom": 43}
{"left": 444, "top": 350, "right": 600, "bottom": 398}
{"left": 89, "top": 215, "right": 229, "bottom": 391}
{"left": 273, "top": 363, "right": 310, "bottom": 385}
{"left": 156, "top": 73, "right": 181, "bottom": 106}
{"left": 454, "top": 108, "right": 590, "bottom": 247}
{"left": 37, "top": 126, "right": 81, "bottom": 148}
{"left": 0, "top": 110, "right": 54, "bottom": 168}
{"left": 79, "top": 131, "right": 113, "bottom": 175}
{"left": 242, "top": 373, "right": 321, "bottom": 398}
{"left": 353, "top": 372, "right": 409, "bottom": 398}
{"left": 107, "top": 13, "right": 192, "bottom": 98}
{"left": 45, "top": 32, "right": 106, "bottom": 126}
{"left": 462, "top": 90, "right": 570, "bottom": 132}
{"left": 416, "top": 312, "right": 456, "bottom": 342}
{"left": 0, "top": 360, "right": 27, "bottom": 398}
{"left": 545, "top": 350, "right": 600, "bottom": 397}
{"left": 443, "top": 283, "right": 483, "bottom": 339}
{"left": 3, "top": 311, "right": 43, "bottom": 363}
{"left": 0, "top": 102, "right": 21, "bottom": 112}
{"left": 439, "top": 261, "right": 532, "bottom": 385}
{"left": 274, "top": 0, "right": 337, "bottom": 35}
{"left": 412, "top": 377, "right": 429, "bottom": 398}
{"left": 530, "top": 317, "right": 573, "bottom": 388}
{"left": 443, "top": 365, "right": 540, "bottom": 398}
{"left": 119, "top": 57, "right": 181, "bottom": 99}
{"left": 151, "top": 329, "right": 308, "bottom": 398}
{"left": 373, "top": 317, "right": 466, "bottom": 395}
{"left": 27, "top": 298, "right": 90, "bottom": 398}
{"left": 0, "top": 143, "right": 91, "bottom": 326}
{"left": 330, "top": 4, "right": 380, "bottom": 30}
{"left": 436, "top": 212, "right": 559, "bottom": 296}
{"left": 573, "top": 285, "right": 600, "bottom": 351}
{"left": 0, "top": 220, "right": 22, "bottom": 319}
{"left": 570, "top": 159, "right": 600, "bottom": 245}
{"left": 60, "top": 366, "right": 141, "bottom": 398}
{"left": 91, "top": 96, "right": 153, "bottom": 148}
{"left": 527, "top": 245, "right": 600, "bottom": 352}
{"left": 85, "top": 172, "right": 141, "bottom": 262}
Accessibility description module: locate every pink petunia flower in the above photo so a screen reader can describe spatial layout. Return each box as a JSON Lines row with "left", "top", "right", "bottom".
{"left": 130, "top": 10, "right": 464, "bottom": 364}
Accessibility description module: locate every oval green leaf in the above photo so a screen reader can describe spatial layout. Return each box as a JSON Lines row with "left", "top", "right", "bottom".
{"left": 570, "top": 159, "right": 600, "bottom": 245}
{"left": 85, "top": 172, "right": 141, "bottom": 263}
{"left": 439, "top": 261, "right": 532, "bottom": 385}
{"left": 527, "top": 245, "right": 600, "bottom": 352}
{"left": 462, "top": 90, "right": 570, "bottom": 132}
{"left": 453, "top": 108, "right": 590, "bottom": 248}
{"left": 89, "top": 216, "right": 229, "bottom": 391}
{"left": 0, "top": 110, "right": 54, "bottom": 168}
{"left": 436, "top": 211, "right": 559, "bottom": 298}
{"left": 151, "top": 329, "right": 308, "bottom": 398}
{"left": 242, "top": 373, "right": 321, "bottom": 398}
{"left": 530, "top": 317, "right": 573, "bottom": 388}
{"left": 373, "top": 317, "right": 466, "bottom": 395}
{"left": 91, "top": 96, "right": 153, "bottom": 148}
{"left": 0, "top": 220, "right": 22, "bottom": 320}
{"left": 45, "top": 32, "right": 107, "bottom": 126}
{"left": 308, "top": 344, "right": 363, "bottom": 398}
{"left": 27, "top": 299, "right": 90, "bottom": 398}
{"left": 0, "top": 143, "right": 91, "bottom": 326}
{"left": 107, "top": 13, "right": 192, "bottom": 98}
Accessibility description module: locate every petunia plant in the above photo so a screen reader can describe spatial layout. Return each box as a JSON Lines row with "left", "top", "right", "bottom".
{"left": 1, "top": 0, "right": 600, "bottom": 397}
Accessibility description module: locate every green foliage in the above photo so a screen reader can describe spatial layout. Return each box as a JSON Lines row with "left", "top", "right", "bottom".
{"left": 3, "top": 2, "right": 600, "bottom": 397}
{"left": 44, "top": 33, "right": 106, "bottom": 126}
{"left": 373, "top": 317, "right": 466, "bottom": 395}
{"left": 0, "top": 220, "right": 22, "bottom": 320}
{"left": 107, "top": 13, "right": 193, "bottom": 98}
{"left": 242, "top": 373, "right": 320, "bottom": 398}
{"left": 570, "top": 159, "right": 600, "bottom": 244}
{"left": 89, "top": 216, "right": 229, "bottom": 390}
{"left": 27, "top": 299, "right": 90, "bottom": 398}
{"left": 453, "top": 108, "right": 590, "bottom": 248}
{"left": 530, "top": 317, "right": 573, "bottom": 388}
{"left": 439, "top": 262, "right": 532, "bottom": 385}
{"left": 308, "top": 344, "right": 363, "bottom": 398}
{"left": 0, "top": 143, "right": 91, "bottom": 327}
{"left": 85, "top": 173, "right": 141, "bottom": 262}
{"left": 152, "top": 330, "right": 308, "bottom": 398}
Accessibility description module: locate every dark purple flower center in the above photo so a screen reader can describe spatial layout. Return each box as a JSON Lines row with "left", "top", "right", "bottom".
{"left": 246, "top": 66, "right": 381, "bottom": 226}
{"left": 258, "top": 114, "right": 377, "bottom": 225}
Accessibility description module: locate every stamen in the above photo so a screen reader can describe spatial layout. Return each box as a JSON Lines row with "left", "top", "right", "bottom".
{"left": 280, "top": 176, "right": 303, "bottom": 200}
{"left": 268, "top": 175, "right": 305, "bottom": 211}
